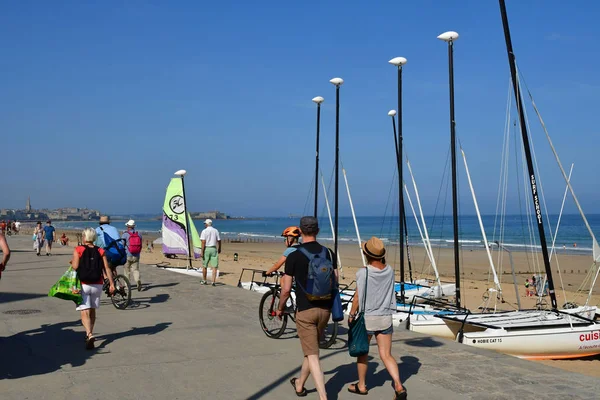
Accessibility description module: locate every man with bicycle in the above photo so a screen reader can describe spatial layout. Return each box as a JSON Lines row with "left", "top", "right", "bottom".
{"left": 276, "top": 216, "right": 337, "bottom": 400}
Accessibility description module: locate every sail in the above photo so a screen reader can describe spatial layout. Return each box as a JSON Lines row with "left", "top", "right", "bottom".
{"left": 161, "top": 177, "right": 201, "bottom": 258}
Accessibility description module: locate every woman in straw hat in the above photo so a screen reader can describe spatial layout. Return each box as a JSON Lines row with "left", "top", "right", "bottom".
{"left": 347, "top": 237, "right": 406, "bottom": 399}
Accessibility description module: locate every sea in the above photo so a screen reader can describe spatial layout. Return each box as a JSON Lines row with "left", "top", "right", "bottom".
{"left": 53, "top": 214, "right": 600, "bottom": 256}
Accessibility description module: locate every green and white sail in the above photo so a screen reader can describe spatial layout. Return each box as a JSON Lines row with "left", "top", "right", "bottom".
{"left": 162, "top": 177, "right": 202, "bottom": 258}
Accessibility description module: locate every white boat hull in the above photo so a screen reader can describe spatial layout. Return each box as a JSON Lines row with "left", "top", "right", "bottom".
{"left": 409, "top": 314, "right": 456, "bottom": 339}
{"left": 462, "top": 325, "right": 600, "bottom": 359}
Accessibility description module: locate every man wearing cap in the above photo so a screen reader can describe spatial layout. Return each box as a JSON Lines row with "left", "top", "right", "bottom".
{"left": 276, "top": 216, "right": 337, "bottom": 400}
{"left": 122, "top": 220, "right": 143, "bottom": 291}
{"left": 200, "top": 219, "right": 221, "bottom": 286}
{"left": 95, "top": 216, "right": 120, "bottom": 249}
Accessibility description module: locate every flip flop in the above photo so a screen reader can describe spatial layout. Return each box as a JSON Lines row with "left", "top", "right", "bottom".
{"left": 348, "top": 382, "right": 368, "bottom": 395}
{"left": 290, "top": 378, "right": 307, "bottom": 397}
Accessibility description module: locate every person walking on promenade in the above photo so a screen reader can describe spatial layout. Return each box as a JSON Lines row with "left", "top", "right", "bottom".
{"left": 0, "top": 233, "right": 11, "bottom": 280}
{"left": 347, "top": 237, "right": 406, "bottom": 399}
{"left": 42, "top": 220, "right": 56, "bottom": 256}
{"left": 276, "top": 216, "right": 337, "bottom": 400}
{"left": 264, "top": 226, "right": 301, "bottom": 276}
{"left": 94, "top": 215, "right": 120, "bottom": 249}
{"left": 71, "top": 228, "right": 115, "bottom": 350}
{"left": 122, "top": 220, "right": 143, "bottom": 291}
{"left": 200, "top": 219, "right": 221, "bottom": 286}
{"left": 33, "top": 221, "right": 44, "bottom": 256}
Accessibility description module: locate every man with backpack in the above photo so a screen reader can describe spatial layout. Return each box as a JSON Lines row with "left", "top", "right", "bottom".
{"left": 95, "top": 215, "right": 127, "bottom": 270}
{"left": 276, "top": 216, "right": 337, "bottom": 400}
{"left": 122, "top": 220, "right": 143, "bottom": 291}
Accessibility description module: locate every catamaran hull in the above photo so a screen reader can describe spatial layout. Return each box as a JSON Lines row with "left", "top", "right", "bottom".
{"left": 409, "top": 314, "right": 458, "bottom": 340}
{"left": 461, "top": 326, "right": 600, "bottom": 359}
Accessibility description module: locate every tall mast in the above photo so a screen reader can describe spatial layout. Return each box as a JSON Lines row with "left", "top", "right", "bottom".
{"left": 312, "top": 96, "right": 324, "bottom": 218}
{"left": 175, "top": 169, "right": 193, "bottom": 270}
{"left": 438, "top": 31, "right": 461, "bottom": 308}
{"left": 389, "top": 57, "right": 407, "bottom": 298}
{"left": 499, "top": 0, "right": 557, "bottom": 309}
{"left": 330, "top": 78, "right": 344, "bottom": 266}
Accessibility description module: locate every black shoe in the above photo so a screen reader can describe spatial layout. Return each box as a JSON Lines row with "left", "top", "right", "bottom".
{"left": 212, "top": 282, "right": 216, "bottom": 287}
{"left": 137, "top": 281, "right": 142, "bottom": 292}
{"left": 46, "top": 253, "right": 49, "bottom": 256}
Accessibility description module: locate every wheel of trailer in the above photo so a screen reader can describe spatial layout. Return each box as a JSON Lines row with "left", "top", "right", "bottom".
{"left": 319, "top": 319, "right": 339, "bottom": 349}
{"left": 259, "top": 290, "right": 288, "bottom": 338}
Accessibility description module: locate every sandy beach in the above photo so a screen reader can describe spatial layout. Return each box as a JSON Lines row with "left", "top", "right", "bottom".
{"left": 27, "top": 227, "right": 600, "bottom": 377}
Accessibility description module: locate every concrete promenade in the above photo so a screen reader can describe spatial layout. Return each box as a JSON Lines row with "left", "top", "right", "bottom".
{"left": 1, "top": 235, "right": 598, "bottom": 399}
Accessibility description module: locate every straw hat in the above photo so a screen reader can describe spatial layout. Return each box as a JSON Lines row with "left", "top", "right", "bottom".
{"left": 361, "top": 237, "right": 386, "bottom": 260}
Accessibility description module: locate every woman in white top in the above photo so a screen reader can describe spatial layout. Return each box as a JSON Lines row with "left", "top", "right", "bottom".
{"left": 347, "top": 237, "right": 406, "bottom": 399}
{"left": 33, "top": 221, "right": 44, "bottom": 256}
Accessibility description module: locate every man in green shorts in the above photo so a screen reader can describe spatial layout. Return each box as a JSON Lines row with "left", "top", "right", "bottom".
{"left": 200, "top": 219, "right": 221, "bottom": 286}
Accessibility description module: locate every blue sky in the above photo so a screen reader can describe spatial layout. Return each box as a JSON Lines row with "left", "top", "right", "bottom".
{"left": 1, "top": 1, "right": 599, "bottom": 218}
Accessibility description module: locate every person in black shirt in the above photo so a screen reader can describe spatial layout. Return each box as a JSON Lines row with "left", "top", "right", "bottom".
{"left": 277, "top": 216, "right": 337, "bottom": 400}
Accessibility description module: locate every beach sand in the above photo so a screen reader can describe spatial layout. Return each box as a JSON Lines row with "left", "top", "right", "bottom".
{"left": 43, "top": 229, "right": 600, "bottom": 377}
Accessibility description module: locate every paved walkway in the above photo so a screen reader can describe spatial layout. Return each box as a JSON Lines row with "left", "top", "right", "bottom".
{"left": 1, "top": 235, "right": 598, "bottom": 399}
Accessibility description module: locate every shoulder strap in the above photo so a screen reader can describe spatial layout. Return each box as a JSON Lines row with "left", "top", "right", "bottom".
{"left": 297, "top": 246, "right": 314, "bottom": 260}
{"left": 362, "top": 267, "right": 368, "bottom": 312}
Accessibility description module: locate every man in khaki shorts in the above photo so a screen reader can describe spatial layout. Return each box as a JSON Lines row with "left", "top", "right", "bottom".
{"left": 276, "top": 216, "right": 337, "bottom": 400}
{"left": 200, "top": 219, "right": 221, "bottom": 286}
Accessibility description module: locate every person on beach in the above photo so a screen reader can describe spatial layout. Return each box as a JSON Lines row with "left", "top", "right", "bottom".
{"left": 34, "top": 221, "right": 45, "bottom": 256}
{"left": 276, "top": 216, "right": 337, "bottom": 400}
{"left": 0, "top": 233, "right": 11, "bottom": 280}
{"left": 14, "top": 220, "right": 20, "bottom": 234}
{"left": 263, "top": 226, "right": 301, "bottom": 276}
{"left": 200, "top": 219, "right": 221, "bottom": 286}
{"left": 71, "top": 228, "right": 115, "bottom": 349}
{"left": 347, "top": 237, "right": 406, "bottom": 399}
{"left": 42, "top": 220, "right": 56, "bottom": 256}
{"left": 122, "top": 220, "right": 143, "bottom": 291}
{"left": 146, "top": 240, "right": 152, "bottom": 252}
{"left": 0, "top": 221, "right": 6, "bottom": 235}
{"left": 60, "top": 233, "right": 69, "bottom": 246}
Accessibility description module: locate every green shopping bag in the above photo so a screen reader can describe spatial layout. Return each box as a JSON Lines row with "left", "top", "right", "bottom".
{"left": 48, "top": 267, "right": 83, "bottom": 305}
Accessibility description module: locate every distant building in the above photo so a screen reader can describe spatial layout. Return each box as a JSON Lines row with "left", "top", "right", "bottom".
{"left": 26, "top": 196, "right": 31, "bottom": 212}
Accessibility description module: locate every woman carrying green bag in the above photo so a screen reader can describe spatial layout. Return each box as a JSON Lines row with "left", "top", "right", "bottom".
{"left": 71, "top": 228, "right": 115, "bottom": 350}
{"left": 347, "top": 237, "right": 406, "bottom": 399}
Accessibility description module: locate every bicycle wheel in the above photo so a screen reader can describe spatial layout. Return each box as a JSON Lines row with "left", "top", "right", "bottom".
{"left": 319, "top": 319, "right": 339, "bottom": 349}
{"left": 259, "top": 290, "right": 287, "bottom": 338}
{"left": 111, "top": 274, "right": 132, "bottom": 310}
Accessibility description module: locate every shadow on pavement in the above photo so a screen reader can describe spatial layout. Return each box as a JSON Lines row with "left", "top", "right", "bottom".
{"left": 0, "top": 292, "right": 47, "bottom": 304}
{"left": 142, "top": 282, "right": 179, "bottom": 290}
{"left": 0, "top": 320, "right": 171, "bottom": 380}
{"left": 403, "top": 336, "right": 444, "bottom": 348}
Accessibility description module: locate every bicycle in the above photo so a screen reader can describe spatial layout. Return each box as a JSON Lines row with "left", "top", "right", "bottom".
{"left": 103, "top": 267, "right": 132, "bottom": 310}
{"left": 258, "top": 272, "right": 340, "bottom": 349}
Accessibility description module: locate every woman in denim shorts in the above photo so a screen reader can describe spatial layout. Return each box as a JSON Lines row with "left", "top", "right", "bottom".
{"left": 347, "top": 237, "right": 407, "bottom": 399}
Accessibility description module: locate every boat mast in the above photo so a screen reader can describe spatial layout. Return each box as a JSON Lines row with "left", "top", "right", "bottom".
{"left": 389, "top": 57, "right": 408, "bottom": 297}
{"left": 438, "top": 31, "right": 461, "bottom": 308}
{"left": 312, "top": 96, "right": 324, "bottom": 218}
{"left": 175, "top": 170, "right": 193, "bottom": 270}
{"left": 499, "top": 0, "right": 558, "bottom": 309}
{"left": 330, "top": 78, "right": 343, "bottom": 268}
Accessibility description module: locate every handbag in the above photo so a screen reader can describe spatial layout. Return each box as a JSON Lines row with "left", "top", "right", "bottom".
{"left": 348, "top": 268, "right": 369, "bottom": 357}
{"left": 48, "top": 267, "right": 83, "bottom": 306}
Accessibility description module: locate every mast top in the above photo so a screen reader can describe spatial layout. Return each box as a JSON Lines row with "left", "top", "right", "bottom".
{"left": 388, "top": 110, "right": 397, "bottom": 117}
{"left": 437, "top": 31, "right": 459, "bottom": 42}
{"left": 174, "top": 170, "right": 187, "bottom": 176}
{"left": 388, "top": 57, "right": 407, "bottom": 66}
{"left": 312, "top": 96, "right": 325, "bottom": 104}
{"left": 329, "top": 77, "right": 344, "bottom": 86}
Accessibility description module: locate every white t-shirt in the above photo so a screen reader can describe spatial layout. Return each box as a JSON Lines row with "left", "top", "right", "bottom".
{"left": 200, "top": 226, "right": 221, "bottom": 247}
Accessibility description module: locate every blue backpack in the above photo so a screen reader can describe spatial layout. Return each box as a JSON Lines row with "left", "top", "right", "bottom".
{"left": 297, "top": 246, "right": 334, "bottom": 301}
{"left": 100, "top": 228, "right": 127, "bottom": 266}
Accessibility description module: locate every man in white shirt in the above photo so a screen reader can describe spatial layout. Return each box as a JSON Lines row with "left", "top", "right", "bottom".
{"left": 200, "top": 219, "right": 221, "bottom": 286}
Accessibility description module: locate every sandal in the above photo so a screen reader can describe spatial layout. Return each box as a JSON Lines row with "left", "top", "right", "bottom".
{"left": 85, "top": 334, "right": 95, "bottom": 350}
{"left": 348, "top": 382, "right": 368, "bottom": 395}
{"left": 394, "top": 388, "right": 407, "bottom": 400}
{"left": 290, "top": 378, "right": 307, "bottom": 397}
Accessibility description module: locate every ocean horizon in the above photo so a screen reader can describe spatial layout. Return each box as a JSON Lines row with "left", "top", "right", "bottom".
{"left": 52, "top": 214, "right": 600, "bottom": 256}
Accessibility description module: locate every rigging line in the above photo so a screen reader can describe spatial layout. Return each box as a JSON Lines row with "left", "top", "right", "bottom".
{"left": 381, "top": 167, "right": 398, "bottom": 238}
{"left": 341, "top": 165, "right": 367, "bottom": 267}
{"left": 320, "top": 172, "right": 343, "bottom": 276}
{"left": 493, "top": 79, "right": 514, "bottom": 245}
{"left": 513, "top": 119, "right": 531, "bottom": 274}
{"left": 517, "top": 71, "right": 557, "bottom": 266}
{"left": 303, "top": 173, "right": 315, "bottom": 217}
{"left": 520, "top": 66, "right": 600, "bottom": 264}
{"left": 548, "top": 163, "right": 574, "bottom": 307}
{"left": 432, "top": 144, "right": 452, "bottom": 267}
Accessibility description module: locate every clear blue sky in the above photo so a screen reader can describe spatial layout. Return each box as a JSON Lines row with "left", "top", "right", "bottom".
{"left": 1, "top": 1, "right": 598, "bottom": 217}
